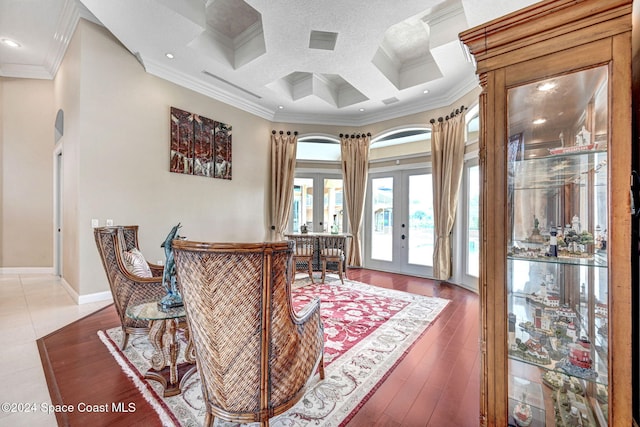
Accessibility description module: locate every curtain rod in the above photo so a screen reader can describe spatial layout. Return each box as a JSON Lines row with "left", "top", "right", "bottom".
{"left": 339, "top": 132, "right": 372, "bottom": 138}
{"left": 429, "top": 105, "right": 466, "bottom": 124}
{"left": 271, "top": 130, "right": 298, "bottom": 135}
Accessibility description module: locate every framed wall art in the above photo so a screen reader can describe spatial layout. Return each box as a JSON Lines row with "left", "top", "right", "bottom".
{"left": 170, "top": 106, "right": 232, "bottom": 180}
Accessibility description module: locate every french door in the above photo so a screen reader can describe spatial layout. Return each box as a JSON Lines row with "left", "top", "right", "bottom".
{"left": 364, "top": 170, "right": 434, "bottom": 277}
{"left": 291, "top": 173, "right": 344, "bottom": 234}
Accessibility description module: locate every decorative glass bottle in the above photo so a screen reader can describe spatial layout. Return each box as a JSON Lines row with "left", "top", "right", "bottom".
{"left": 331, "top": 214, "right": 339, "bottom": 234}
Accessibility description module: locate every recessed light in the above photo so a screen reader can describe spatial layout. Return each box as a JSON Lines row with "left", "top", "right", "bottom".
{"left": 533, "top": 118, "right": 547, "bottom": 125}
{"left": 1, "top": 38, "right": 21, "bottom": 48}
{"left": 423, "top": 89, "right": 430, "bottom": 94}
{"left": 278, "top": 105, "right": 284, "bottom": 110}
{"left": 165, "top": 53, "right": 174, "bottom": 59}
{"left": 359, "top": 108, "right": 365, "bottom": 112}
{"left": 537, "top": 82, "right": 556, "bottom": 91}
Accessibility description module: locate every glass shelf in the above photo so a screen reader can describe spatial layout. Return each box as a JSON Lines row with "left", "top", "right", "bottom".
{"left": 511, "top": 150, "right": 607, "bottom": 192}
{"left": 507, "top": 252, "right": 608, "bottom": 268}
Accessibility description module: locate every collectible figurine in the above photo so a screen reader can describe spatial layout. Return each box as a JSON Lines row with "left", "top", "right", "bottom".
{"left": 159, "top": 223, "right": 185, "bottom": 311}
{"left": 547, "top": 226, "right": 558, "bottom": 257}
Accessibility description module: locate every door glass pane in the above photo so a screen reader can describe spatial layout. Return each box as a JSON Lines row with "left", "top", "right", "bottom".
{"left": 467, "top": 165, "right": 480, "bottom": 276}
{"left": 293, "top": 178, "right": 314, "bottom": 233}
{"left": 371, "top": 177, "right": 393, "bottom": 261}
{"left": 408, "top": 174, "right": 433, "bottom": 266}
{"left": 324, "top": 179, "right": 343, "bottom": 233}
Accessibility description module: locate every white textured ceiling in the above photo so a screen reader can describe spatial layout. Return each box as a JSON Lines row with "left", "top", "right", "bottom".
{"left": 0, "top": 0, "right": 540, "bottom": 126}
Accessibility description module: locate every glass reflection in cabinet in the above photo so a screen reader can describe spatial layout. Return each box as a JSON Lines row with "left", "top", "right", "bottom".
{"left": 506, "top": 65, "right": 609, "bottom": 426}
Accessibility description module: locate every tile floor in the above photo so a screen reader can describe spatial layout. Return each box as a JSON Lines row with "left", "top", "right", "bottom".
{"left": 0, "top": 274, "right": 111, "bottom": 427}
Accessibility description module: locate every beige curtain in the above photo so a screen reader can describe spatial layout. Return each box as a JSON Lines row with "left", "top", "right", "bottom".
{"left": 340, "top": 133, "right": 370, "bottom": 267}
{"left": 270, "top": 130, "right": 297, "bottom": 241}
{"left": 431, "top": 106, "right": 467, "bottom": 280}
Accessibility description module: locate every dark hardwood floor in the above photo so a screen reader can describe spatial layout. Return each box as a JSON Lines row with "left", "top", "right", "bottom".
{"left": 38, "top": 269, "right": 480, "bottom": 427}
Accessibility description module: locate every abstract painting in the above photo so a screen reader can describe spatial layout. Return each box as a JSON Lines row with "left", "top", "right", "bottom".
{"left": 170, "top": 107, "right": 232, "bottom": 180}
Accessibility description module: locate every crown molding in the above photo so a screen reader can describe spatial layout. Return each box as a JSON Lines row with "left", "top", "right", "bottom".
{"left": 143, "top": 57, "right": 275, "bottom": 120}
{"left": 44, "top": 0, "right": 81, "bottom": 79}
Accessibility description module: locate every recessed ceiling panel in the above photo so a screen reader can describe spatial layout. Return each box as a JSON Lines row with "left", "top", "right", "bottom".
{"left": 372, "top": 17, "right": 442, "bottom": 91}
{"left": 268, "top": 72, "right": 367, "bottom": 108}
{"left": 309, "top": 30, "right": 338, "bottom": 51}
{"left": 189, "top": 0, "right": 266, "bottom": 69}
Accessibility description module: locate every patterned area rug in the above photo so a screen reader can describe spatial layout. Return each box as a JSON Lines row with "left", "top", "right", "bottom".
{"left": 98, "top": 277, "right": 449, "bottom": 427}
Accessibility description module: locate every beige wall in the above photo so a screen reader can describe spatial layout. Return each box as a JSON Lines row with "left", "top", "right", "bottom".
{"left": 0, "top": 78, "right": 54, "bottom": 268}
{"left": 55, "top": 20, "right": 272, "bottom": 296}
{"left": 54, "top": 21, "right": 82, "bottom": 288}
{"left": 0, "top": 79, "right": 3, "bottom": 265}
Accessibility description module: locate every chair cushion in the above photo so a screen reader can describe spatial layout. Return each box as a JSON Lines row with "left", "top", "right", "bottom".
{"left": 295, "top": 245, "right": 313, "bottom": 256}
{"left": 122, "top": 248, "right": 153, "bottom": 278}
{"left": 321, "top": 248, "right": 343, "bottom": 257}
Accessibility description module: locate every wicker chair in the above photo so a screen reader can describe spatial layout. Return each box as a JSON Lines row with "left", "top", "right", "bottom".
{"left": 94, "top": 226, "right": 166, "bottom": 350}
{"left": 172, "top": 240, "right": 325, "bottom": 427}
{"left": 290, "top": 234, "right": 316, "bottom": 283}
{"left": 318, "top": 234, "right": 347, "bottom": 284}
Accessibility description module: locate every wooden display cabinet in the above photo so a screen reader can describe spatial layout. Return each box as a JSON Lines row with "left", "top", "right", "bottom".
{"left": 460, "top": 1, "right": 632, "bottom": 425}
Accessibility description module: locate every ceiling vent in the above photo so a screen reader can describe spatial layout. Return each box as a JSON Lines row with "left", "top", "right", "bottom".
{"left": 202, "top": 70, "right": 262, "bottom": 99}
{"left": 382, "top": 97, "right": 400, "bottom": 105}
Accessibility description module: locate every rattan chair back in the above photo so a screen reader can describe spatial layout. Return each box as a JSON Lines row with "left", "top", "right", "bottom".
{"left": 94, "top": 226, "right": 165, "bottom": 349}
{"left": 173, "top": 240, "right": 324, "bottom": 427}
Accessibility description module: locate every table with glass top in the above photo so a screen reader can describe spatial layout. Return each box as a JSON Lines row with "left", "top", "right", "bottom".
{"left": 126, "top": 301, "right": 196, "bottom": 397}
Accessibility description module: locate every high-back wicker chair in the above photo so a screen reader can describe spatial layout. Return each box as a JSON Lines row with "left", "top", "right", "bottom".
{"left": 172, "top": 240, "right": 325, "bottom": 427}
{"left": 318, "top": 234, "right": 347, "bottom": 284}
{"left": 290, "top": 234, "right": 316, "bottom": 283}
{"left": 94, "top": 226, "right": 166, "bottom": 349}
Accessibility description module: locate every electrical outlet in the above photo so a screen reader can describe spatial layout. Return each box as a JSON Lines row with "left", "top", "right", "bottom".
{"left": 91, "top": 219, "right": 99, "bottom": 228}
{"left": 106, "top": 219, "right": 114, "bottom": 226}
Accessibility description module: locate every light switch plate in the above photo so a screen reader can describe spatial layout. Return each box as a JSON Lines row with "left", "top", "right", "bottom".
{"left": 91, "top": 219, "right": 99, "bottom": 228}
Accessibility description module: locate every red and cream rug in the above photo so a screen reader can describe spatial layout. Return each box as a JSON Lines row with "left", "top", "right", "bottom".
{"left": 98, "top": 277, "right": 449, "bottom": 426}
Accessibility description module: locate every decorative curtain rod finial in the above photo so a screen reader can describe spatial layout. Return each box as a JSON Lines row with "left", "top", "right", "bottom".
{"left": 272, "top": 130, "right": 298, "bottom": 136}
{"left": 429, "top": 105, "right": 467, "bottom": 124}
{"left": 339, "top": 132, "right": 372, "bottom": 139}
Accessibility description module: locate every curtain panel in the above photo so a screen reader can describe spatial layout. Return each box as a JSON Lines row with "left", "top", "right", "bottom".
{"left": 270, "top": 130, "right": 298, "bottom": 241}
{"left": 340, "top": 133, "right": 370, "bottom": 267}
{"left": 430, "top": 106, "right": 466, "bottom": 280}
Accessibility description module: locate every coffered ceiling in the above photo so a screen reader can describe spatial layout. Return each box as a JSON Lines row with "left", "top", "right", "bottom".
{"left": 0, "top": 0, "right": 540, "bottom": 126}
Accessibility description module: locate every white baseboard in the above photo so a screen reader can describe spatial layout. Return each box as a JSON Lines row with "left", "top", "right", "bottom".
{"left": 59, "top": 277, "right": 113, "bottom": 305}
{"left": 79, "top": 291, "right": 113, "bottom": 304}
{"left": 0, "top": 268, "right": 113, "bottom": 305}
{"left": 0, "top": 267, "right": 54, "bottom": 275}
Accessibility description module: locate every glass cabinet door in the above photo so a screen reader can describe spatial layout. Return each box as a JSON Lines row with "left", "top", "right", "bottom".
{"left": 506, "top": 65, "right": 609, "bottom": 426}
